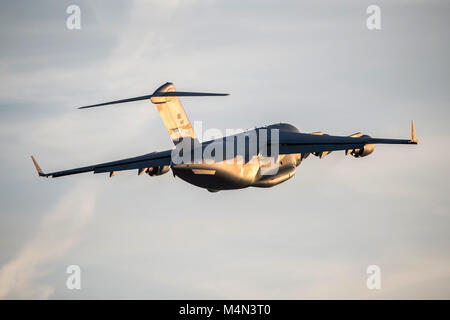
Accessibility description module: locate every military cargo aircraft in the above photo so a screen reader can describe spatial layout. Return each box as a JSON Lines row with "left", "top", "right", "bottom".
{"left": 31, "top": 82, "right": 418, "bottom": 192}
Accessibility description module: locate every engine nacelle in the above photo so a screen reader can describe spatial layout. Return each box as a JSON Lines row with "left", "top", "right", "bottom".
{"left": 349, "top": 144, "right": 375, "bottom": 158}
{"left": 147, "top": 165, "right": 170, "bottom": 176}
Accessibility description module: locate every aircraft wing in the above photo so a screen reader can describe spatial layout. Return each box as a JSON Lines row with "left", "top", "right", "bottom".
{"left": 276, "top": 121, "right": 417, "bottom": 155}
{"left": 31, "top": 150, "right": 172, "bottom": 178}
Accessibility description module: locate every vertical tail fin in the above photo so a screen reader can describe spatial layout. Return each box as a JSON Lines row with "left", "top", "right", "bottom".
{"left": 150, "top": 82, "right": 196, "bottom": 145}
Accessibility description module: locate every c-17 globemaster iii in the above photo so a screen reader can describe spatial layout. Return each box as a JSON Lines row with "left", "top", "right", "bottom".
{"left": 31, "top": 82, "right": 418, "bottom": 192}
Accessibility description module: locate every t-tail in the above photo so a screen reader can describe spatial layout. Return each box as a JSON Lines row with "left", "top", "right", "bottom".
{"left": 77, "top": 82, "right": 229, "bottom": 145}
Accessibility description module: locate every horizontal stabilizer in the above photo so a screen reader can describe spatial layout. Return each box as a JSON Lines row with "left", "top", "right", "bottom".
{"left": 78, "top": 91, "right": 229, "bottom": 109}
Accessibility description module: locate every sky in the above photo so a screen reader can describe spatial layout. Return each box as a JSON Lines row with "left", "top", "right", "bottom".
{"left": 0, "top": 0, "right": 449, "bottom": 299}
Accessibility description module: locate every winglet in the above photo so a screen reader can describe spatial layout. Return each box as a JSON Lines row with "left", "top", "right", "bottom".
{"left": 411, "top": 120, "right": 418, "bottom": 144}
{"left": 31, "top": 156, "right": 47, "bottom": 177}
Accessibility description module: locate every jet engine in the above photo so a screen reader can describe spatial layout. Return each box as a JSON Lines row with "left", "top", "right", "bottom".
{"left": 148, "top": 165, "right": 170, "bottom": 176}
{"left": 348, "top": 144, "right": 375, "bottom": 158}
{"left": 138, "top": 165, "right": 171, "bottom": 176}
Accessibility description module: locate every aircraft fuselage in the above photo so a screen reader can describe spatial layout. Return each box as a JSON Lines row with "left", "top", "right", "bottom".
{"left": 171, "top": 123, "right": 303, "bottom": 192}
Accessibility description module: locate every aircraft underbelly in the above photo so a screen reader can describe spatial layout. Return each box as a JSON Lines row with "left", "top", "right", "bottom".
{"left": 171, "top": 154, "right": 301, "bottom": 191}
{"left": 172, "top": 161, "right": 258, "bottom": 190}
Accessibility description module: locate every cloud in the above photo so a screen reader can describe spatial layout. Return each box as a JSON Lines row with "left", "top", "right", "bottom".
{"left": 1, "top": 0, "right": 450, "bottom": 299}
{"left": 0, "top": 185, "right": 96, "bottom": 299}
